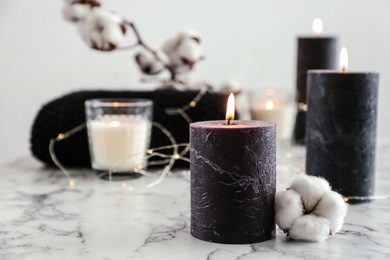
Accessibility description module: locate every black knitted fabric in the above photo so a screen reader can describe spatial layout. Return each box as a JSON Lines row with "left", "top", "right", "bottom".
{"left": 30, "top": 90, "right": 229, "bottom": 168}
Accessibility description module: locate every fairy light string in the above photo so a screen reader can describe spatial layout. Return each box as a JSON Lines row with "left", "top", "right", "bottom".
{"left": 49, "top": 123, "right": 86, "bottom": 187}
{"left": 48, "top": 88, "right": 389, "bottom": 200}
{"left": 48, "top": 88, "right": 207, "bottom": 189}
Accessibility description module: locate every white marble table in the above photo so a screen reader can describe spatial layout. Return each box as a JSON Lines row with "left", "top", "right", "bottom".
{"left": 1, "top": 145, "right": 390, "bottom": 259}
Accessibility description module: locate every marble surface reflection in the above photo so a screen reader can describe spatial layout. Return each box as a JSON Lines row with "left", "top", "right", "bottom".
{"left": 0, "top": 143, "right": 389, "bottom": 259}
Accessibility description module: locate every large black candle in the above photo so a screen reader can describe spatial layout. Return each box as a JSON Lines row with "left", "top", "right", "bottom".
{"left": 294, "top": 19, "right": 338, "bottom": 142}
{"left": 190, "top": 120, "right": 276, "bottom": 244}
{"left": 306, "top": 51, "right": 379, "bottom": 201}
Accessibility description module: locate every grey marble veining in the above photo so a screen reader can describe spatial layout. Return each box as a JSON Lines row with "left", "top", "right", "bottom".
{"left": 0, "top": 149, "right": 390, "bottom": 259}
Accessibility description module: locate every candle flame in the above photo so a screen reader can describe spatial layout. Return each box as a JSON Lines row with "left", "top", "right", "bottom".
{"left": 339, "top": 47, "right": 348, "bottom": 72}
{"left": 226, "top": 93, "right": 235, "bottom": 123}
{"left": 110, "top": 121, "right": 120, "bottom": 127}
{"left": 265, "top": 101, "right": 274, "bottom": 110}
{"left": 312, "top": 18, "right": 323, "bottom": 36}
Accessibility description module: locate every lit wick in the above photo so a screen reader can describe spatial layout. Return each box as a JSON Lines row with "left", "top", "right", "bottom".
{"left": 339, "top": 47, "right": 348, "bottom": 73}
{"left": 312, "top": 17, "right": 323, "bottom": 37}
{"left": 226, "top": 93, "right": 235, "bottom": 125}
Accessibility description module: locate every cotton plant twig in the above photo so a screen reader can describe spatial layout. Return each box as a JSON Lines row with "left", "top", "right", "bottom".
{"left": 63, "top": 0, "right": 204, "bottom": 85}
{"left": 119, "top": 21, "right": 177, "bottom": 81}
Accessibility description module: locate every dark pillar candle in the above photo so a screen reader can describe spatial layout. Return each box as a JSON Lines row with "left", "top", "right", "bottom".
{"left": 306, "top": 71, "right": 379, "bottom": 202}
{"left": 293, "top": 37, "right": 338, "bottom": 143}
{"left": 190, "top": 120, "right": 276, "bottom": 244}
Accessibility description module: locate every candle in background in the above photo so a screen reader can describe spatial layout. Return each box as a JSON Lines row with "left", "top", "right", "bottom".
{"left": 89, "top": 116, "right": 149, "bottom": 171}
{"left": 85, "top": 99, "right": 153, "bottom": 178}
{"left": 306, "top": 48, "right": 379, "bottom": 202}
{"left": 250, "top": 88, "right": 295, "bottom": 140}
{"left": 190, "top": 93, "right": 276, "bottom": 244}
{"left": 293, "top": 18, "right": 338, "bottom": 143}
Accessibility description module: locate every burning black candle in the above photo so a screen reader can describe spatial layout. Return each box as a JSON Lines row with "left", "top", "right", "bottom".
{"left": 306, "top": 48, "right": 379, "bottom": 202}
{"left": 294, "top": 18, "right": 338, "bottom": 143}
{"left": 190, "top": 94, "right": 276, "bottom": 244}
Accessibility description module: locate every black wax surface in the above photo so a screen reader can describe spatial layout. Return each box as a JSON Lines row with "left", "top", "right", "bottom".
{"left": 296, "top": 37, "right": 338, "bottom": 103}
{"left": 190, "top": 120, "right": 276, "bottom": 244}
{"left": 306, "top": 71, "right": 379, "bottom": 201}
{"left": 294, "top": 37, "right": 338, "bottom": 142}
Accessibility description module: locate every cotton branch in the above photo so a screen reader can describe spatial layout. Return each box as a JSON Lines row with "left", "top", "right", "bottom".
{"left": 121, "top": 21, "right": 177, "bottom": 81}
{"left": 63, "top": 0, "right": 204, "bottom": 86}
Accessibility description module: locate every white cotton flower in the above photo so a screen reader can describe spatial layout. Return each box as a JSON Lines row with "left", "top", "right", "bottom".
{"left": 289, "top": 215, "right": 330, "bottom": 242}
{"left": 78, "top": 9, "right": 126, "bottom": 51}
{"left": 162, "top": 29, "right": 203, "bottom": 73}
{"left": 178, "top": 28, "right": 201, "bottom": 39}
{"left": 134, "top": 50, "right": 167, "bottom": 75}
{"left": 313, "top": 191, "right": 348, "bottom": 234}
{"left": 275, "top": 175, "right": 348, "bottom": 242}
{"left": 63, "top": 3, "right": 92, "bottom": 22}
{"left": 162, "top": 29, "right": 200, "bottom": 55}
{"left": 275, "top": 189, "right": 304, "bottom": 230}
{"left": 290, "top": 174, "right": 331, "bottom": 212}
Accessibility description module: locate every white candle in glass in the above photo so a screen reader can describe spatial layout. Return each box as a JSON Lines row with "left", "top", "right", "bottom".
{"left": 89, "top": 115, "right": 150, "bottom": 172}
{"left": 85, "top": 99, "right": 153, "bottom": 175}
{"left": 250, "top": 89, "right": 294, "bottom": 140}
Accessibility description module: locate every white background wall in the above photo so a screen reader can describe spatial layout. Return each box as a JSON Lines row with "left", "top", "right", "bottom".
{"left": 1, "top": 0, "right": 389, "bottom": 164}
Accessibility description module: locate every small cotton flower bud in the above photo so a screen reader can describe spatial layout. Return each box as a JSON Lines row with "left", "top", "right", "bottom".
{"left": 162, "top": 28, "right": 203, "bottom": 73}
{"left": 290, "top": 175, "right": 331, "bottom": 212}
{"left": 63, "top": 3, "right": 93, "bottom": 22}
{"left": 78, "top": 9, "right": 126, "bottom": 51}
{"left": 313, "top": 191, "right": 348, "bottom": 234}
{"left": 275, "top": 189, "right": 304, "bottom": 230}
{"left": 134, "top": 50, "right": 166, "bottom": 75}
{"left": 178, "top": 28, "right": 201, "bottom": 41}
{"left": 289, "top": 215, "right": 331, "bottom": 242}
{"left": 176, "top": 37, "right": 203, "bottom": 68}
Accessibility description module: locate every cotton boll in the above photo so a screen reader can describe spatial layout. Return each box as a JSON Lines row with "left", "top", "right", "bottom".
{"left": 176, "top": 37, "right": 203, "bottom": 67}
{"left": 275, "top": 189, "right": 304, "bottom": 230}
{"left": 101, "top": 24, "right": 126, "bottom": 50}
{"left": 63, "top": 3, "right": 92, "bottom": 22}
{"left": 313, "top": 191, "right": 348, "bottom": 234}
{"left": 87, "top": 30, "right": 103, "bottom": 50}
{"left": 134, "top": 51, "right": 165, "bottom": 75}
{"left": 78, "top": 9, "right": 125, "bottom": 51}
{"left": 312, "top": 176, "right": 332, "bottom": 192}
{"left": 162, "top": 36, "right": 179, "bottom": 58}
{"left": 290, "top": 175, "right": 331, "bottom": 212}
{"left": 178, "top": 28, "right": 201, "bottom": 40}
{"left": 289, "top": 215, "right": 330, "bottom": 242}
{"left": 162, "top": 29, "right": 203, "bottom": 73}
{"left": 163, "top": 29, "right": 200, "bottom": 56}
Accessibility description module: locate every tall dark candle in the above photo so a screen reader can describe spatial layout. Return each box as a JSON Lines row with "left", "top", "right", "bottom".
{"left": 190, "top": 120, "right": 276, "bottom": 244}
{"left": 294, "top": 36, "right": 338, "bottom": 142}
{"left": 306, "top": 70, "right": 379, "bottom": 202}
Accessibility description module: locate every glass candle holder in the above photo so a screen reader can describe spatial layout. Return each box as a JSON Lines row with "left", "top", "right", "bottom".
{"left": 85, "top": 99, "right": 153, "bottom": 178}
{"left": 250, "top": 88, "right": 295, "bottom": 140}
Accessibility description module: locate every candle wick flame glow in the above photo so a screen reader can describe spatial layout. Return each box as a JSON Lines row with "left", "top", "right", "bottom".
{"left": 265, "top": 101, "right": 274, "bottom": 110}
{"left": 312, "top": 17, "right": 323, "bottom": 36}
{"left": 226, "top": 93, "right": 235, "bottom": 125}
{"left": 339, "top": 47, "right": 348, "bottom": 72}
